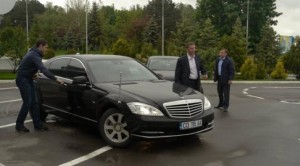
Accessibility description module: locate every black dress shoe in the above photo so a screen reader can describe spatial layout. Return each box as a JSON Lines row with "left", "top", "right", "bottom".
{"left": 34, "top": 125, "right": 49, "bottom": 131}
{"left": 16, "top": 126, "right": 30, "bottom": 132}
{"left": 214, "top": 105, "right": 223, "bottom": 108}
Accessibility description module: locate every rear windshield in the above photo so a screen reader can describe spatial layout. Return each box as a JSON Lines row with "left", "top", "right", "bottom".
{"left": 148, "top": 58, "right": 178, "bottom": 71}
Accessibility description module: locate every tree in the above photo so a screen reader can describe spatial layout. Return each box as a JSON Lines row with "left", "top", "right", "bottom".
{"left": 270, "top": 61, "right": 287, "bottom": 79}
{"left": 223, "top": 17, "right": 247, "bottom": 72}
{"left": 240, "top": 57, "right": 257, "bottom": 80}
{"left": 282, "top": 43, "right": 300, "bottom": 79}
{"left": 0, "top": 26, "right": 27, "bottom": 72}
{"left": 1, "top": 0, "right": 45, "bottom": 29}
{"left": 143, "top": 16, "right": 159, "bottom": 47}
{"left": 126, "top": 14, "right": 149, "bottom": 56}
{"left": 98, "top": 6, "right": 118, "bottom": 52}
{"left": 196, "top": 18, "right": 219, "bottom": 51}
{"left": 88, "top": 2, "right": 102, "bottom": 51}
{"left": 64, "top": 0, "right": 87, "bottom": 51}
{"left": 255, "top": 23, "right": 280, "bottom": 72}
{"left": 30, "top": 3, "right": 67, "bottom": 49}
{"left": 167, "top": 4, "right": 195, "bottom": 56}
{"left": 195, "top": 18, "right": 219, "bottom": 74}
{"left": 144, "top": 0, "right": 181, "bottom": 51}
{"left": 195, "top": 0, "right": 281, "bottom": 53}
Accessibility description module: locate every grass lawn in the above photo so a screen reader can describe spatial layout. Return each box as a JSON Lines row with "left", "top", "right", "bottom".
{"left": 0, "top": 72, "right": 16, "bottom": 80}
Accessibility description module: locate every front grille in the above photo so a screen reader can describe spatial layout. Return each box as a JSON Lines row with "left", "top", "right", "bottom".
{"left": 163, "top": 99, "right": 203, "bottom": 118}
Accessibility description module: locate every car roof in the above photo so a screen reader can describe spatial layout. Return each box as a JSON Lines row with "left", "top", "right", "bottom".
{"left": 148, "top": 56, "right": 179, "bottom": 60}
{"left": 52, "top": 54, "right": 132, "bottom": 61}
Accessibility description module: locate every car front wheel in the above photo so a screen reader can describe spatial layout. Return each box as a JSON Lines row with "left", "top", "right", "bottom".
{"left": 99, "top": 108, "right": 131, "bottom": 147}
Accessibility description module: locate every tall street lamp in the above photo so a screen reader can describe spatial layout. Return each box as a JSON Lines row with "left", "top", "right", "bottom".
{"left": 26, "top": 0, "right": 29, "bottom": 50}
{"left": 162, "top": 0, "right": 165, "bottom": 56}
{"left": 85, "top": 0, "right": 88, "bottom": 54}
{"left": 246, "top": 0, "right": 249, "bottom": 55}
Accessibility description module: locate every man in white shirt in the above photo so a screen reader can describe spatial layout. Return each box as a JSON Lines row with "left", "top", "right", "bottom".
{"left": 175, "top": 42, "right": 207, "bottom": 93}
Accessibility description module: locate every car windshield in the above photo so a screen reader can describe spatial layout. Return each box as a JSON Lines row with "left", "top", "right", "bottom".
{"left": 148, "top": 58, "right": 178, "bottom": 71}
{"left": 88, "top": 59, "right": 159, "bottom": 83}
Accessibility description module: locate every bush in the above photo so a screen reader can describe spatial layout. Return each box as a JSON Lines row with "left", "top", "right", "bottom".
{"left": 240, "top": 57, "right": 257, "bottom": 80}
{"left": 66, "top": 48, "right": 77, "bottom": 55}
{"left": 141, "top": 43, "right": 154, "bottom": 58}
{"left": 44, "top": 48, "right": 56, "bottom": 59}
{"left": 270, "top": 61, "right": 288, "bottom": 79}
{"left": 256, "top": 63, "right": 267, "bottom": 79}
{"left": 112, "top": 38, "right": 130, "bottom": 57}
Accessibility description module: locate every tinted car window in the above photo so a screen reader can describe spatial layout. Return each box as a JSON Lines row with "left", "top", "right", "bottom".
{"left": 88, "top": 59, "right": 158, "bottom": 83}
{"left": 148, "top": 58, "right": 177, "bottom": 71}
{"left": 66, "top": 59, "right": 87, "bottom": 79}
{"left": 49, "top": 58, "right": 70, "bottom": 78}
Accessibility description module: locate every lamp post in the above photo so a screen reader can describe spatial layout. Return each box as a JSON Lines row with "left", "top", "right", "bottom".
{"left": 26, "top": 0, "right": 29, "bottom": 50}
{"left": 162, "top": 0, "right": 164, "bottom": 56}
{"left": 246, "top": 0, "right": 249, "bottom": 55}
{"left": 85, "top": 0, "right": 88, "bottom": 54}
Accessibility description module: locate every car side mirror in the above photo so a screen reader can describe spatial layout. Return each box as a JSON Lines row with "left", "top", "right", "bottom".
{"left": 72, "top": 76, "right": 88, "bottom": 85}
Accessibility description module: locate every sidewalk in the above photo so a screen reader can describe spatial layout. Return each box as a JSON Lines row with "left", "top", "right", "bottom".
{"left": 0, "top": 80, "right": 15, "bottom": 84}
{"left": 201, "top": 80, "right": 300, "bottom": 84}
{"left": 1, "top": 79, "right": 300, "bottom": 84}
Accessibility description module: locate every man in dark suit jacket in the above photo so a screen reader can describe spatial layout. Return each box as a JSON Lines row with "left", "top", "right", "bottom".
{"left": 175, "top": 42, "right": 207, "bottom": 93}
{"left": 214, "top": 48, "right": 235, "bottom": 112}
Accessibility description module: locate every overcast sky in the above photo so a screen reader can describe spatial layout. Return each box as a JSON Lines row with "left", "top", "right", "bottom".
{"left": 38, "top": 0, "right": 300, "bottom": 37}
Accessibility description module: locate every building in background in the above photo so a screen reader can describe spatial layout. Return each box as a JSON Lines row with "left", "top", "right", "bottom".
{"left": 279, "top": 36, "right": 295, "bottom": 54}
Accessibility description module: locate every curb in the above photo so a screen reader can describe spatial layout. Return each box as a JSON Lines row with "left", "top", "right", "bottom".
{"left": 0, "top": 80, "right": 299, "bottom": 84}
{"left": 201, "top": 80, "right": 300, "bottom": 84}
{"left": 0, "top": 80, "right": 15, "bottom": 84}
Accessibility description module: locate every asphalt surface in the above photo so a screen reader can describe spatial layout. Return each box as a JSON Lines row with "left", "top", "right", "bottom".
{"left": 0, "top": 81, "right": 299, "bottom": 166}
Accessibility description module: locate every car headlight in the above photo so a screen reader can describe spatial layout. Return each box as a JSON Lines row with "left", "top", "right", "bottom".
{"left": 204, "top": 96, "right": 211, "bottom": 110}
{"left": 127, "top": 102, "right": 164, "bottom": 116}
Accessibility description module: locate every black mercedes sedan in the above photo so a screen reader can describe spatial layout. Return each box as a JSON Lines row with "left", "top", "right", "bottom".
{"left": 36, "top": 55, "right": 214, "bottom": 147}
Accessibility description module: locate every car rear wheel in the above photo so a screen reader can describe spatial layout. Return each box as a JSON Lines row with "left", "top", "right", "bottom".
{"left": 99, "top": 108, "right": 131, "bottom": 147}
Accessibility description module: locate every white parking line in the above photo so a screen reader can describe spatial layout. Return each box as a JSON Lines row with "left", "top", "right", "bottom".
{"left": 0, "top": 99, "right": 22, "bottom": 104}
{"left": 242, "top": 88, "right": 248, "bottom": 94}
{"left": 0, "top": 163, "right": 5, "bottom": 166}
{"left": 58, "top": 146, "right": 112, "bottom": 166}
{"left": 0, "top": 87, "right": 17, "bottom": 90}
{"left": 280, "top": 101, "right": 300, "bottom": 105}
{"left": 0, "top": 120, "right": 32, "bottom": 129}
{"left": 264, "top": 87, "right": 300, "bottom": 89}
{"left": 246, "top": 95, "right": 264, "bottom": 100}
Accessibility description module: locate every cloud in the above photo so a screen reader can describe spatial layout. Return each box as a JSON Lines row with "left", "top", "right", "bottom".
{"left": 273, "top": 0, "right": 300, "bottom": 36}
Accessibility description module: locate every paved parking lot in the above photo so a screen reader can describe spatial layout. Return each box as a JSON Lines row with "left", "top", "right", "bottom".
{"left": 0, "top": 81, "right": 300, "bottom": 166}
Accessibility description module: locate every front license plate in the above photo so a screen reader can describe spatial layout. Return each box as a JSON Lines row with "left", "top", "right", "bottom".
{"left": 179, "top": 119, "right": 202, "bottom": 130}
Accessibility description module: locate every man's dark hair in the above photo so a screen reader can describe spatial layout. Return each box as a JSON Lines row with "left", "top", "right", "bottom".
{"left": 221, "top": 48, "right": 228, "bottom": 54}
{"left": 35, "top": 39, "right": 48, "bottom": 47}
{"left": 186, "top": 42, "right": 195, "bottom": 48}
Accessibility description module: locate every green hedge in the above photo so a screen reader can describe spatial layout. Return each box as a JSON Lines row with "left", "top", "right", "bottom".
{"left": 0, "top": 72, "right": 16, "bottom": 80}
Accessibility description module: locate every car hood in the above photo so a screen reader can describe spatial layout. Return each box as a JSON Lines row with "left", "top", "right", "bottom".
{"left": 153, "top": 70, "right": 175, "bottom": 81}
{"left": 94, "top": 80, "right": 204, "bottom": 105}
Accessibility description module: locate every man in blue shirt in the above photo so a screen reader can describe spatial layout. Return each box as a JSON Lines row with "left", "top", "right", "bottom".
{"left": 213, "top": 49, "right": 235, "bottom": 112}
{"left": 16, "top": 39, "right": 63, "bottom": 132}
